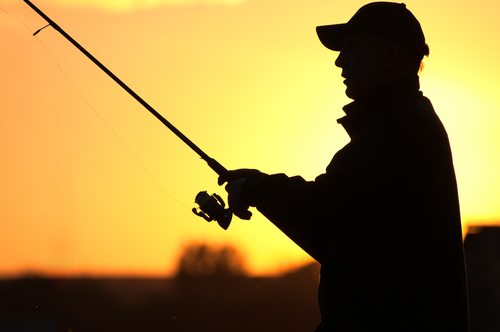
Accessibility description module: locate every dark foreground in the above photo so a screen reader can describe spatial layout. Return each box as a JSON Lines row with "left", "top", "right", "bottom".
{"left": 0, "top": 263, "right": 320, "bottom": 332}
{"left": 1, "top": 225, "right": 499, "bottom": 332}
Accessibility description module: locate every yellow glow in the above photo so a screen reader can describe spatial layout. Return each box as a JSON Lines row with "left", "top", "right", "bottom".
{"left": 1, "top": 0, "right": 499, "bottom": 277}
{"left": 1, "top": 0, "right": 248, "bottom": 12}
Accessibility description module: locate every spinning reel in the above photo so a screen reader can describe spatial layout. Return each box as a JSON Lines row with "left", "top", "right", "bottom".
{"left": 192, "top": 191, "right": 232, "bottom": 230}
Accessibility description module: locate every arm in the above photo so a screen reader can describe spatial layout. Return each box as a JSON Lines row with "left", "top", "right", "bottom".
{"left": 221, "top": 169, "right": 342, "bottom": 263}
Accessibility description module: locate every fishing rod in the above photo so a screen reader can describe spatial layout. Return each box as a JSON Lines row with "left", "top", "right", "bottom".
{"left": 23, "top": 0, "right": 235, "bottom": 230}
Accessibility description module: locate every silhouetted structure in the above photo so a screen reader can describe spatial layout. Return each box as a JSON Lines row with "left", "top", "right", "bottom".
{"left": 464, "top": 225, "right": 500, "bottom": 332}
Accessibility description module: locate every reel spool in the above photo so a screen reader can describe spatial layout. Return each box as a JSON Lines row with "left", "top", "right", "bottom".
{"left": 192, "top": 191, "right": 232, "bottom": 230}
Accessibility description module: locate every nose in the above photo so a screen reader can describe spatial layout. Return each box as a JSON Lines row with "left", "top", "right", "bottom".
{"left": 335, "top": 50, "right": 345, "bottom": 69}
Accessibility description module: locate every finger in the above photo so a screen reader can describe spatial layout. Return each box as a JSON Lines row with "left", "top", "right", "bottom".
{"left": 219, "top": 169, "right": 260, "bottom": 186}
{"left": 233, "top": 208, "right": 252, "bottom": 220}
{"left": 218, "top": 172, "right": 230, "bottom": 186}
{"left": 218, "top": 170, "right": 238, "bottom": 185}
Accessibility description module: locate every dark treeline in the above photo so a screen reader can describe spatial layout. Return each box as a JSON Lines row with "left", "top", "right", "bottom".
{"left": 0, "top": 226, "right": 499, "bottom": 332}
{"left": 0, "top": 266, "right": 320, "bottom": 332}
{"left": 0, "top": 243, "right": 320, "bottom": 332}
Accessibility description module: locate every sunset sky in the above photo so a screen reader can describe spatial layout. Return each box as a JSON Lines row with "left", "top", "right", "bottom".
{"left": 1, "top": 0, "right": 499, "bottom": 277}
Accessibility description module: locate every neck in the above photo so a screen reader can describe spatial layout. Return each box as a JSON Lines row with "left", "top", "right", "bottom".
{"left": 338, "top": 75, "right": 423, "bottom": 138}
{"left": 354, "top": 74, "right": 421, "bottom": 104}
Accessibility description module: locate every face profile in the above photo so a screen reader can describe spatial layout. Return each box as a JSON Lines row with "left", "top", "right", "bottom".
{"left": 317, "top": 2, "right": 429, "bottom": 100}
{"left": 334, "top": 31, "right": 423, "bottom": 100}
{"left": 334, "top": 32, "right": 390, "bottom": 100}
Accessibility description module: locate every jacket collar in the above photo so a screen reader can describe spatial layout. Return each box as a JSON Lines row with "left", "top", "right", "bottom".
{"left": 337, "top": 75, "right": 422, "bottom": 138}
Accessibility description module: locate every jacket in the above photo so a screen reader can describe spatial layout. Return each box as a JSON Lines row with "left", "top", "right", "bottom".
{"left": 245, "top": 76, "right": 469, "bottom": 331}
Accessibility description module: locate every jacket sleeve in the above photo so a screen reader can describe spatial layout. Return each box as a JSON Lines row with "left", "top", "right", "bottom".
{"left": 242, "top": 160, "right": 350, "bottom": 264}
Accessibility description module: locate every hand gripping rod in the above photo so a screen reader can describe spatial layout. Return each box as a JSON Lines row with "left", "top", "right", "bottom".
{"left": 23, "top": 0, "right": 228, "bottom": 178}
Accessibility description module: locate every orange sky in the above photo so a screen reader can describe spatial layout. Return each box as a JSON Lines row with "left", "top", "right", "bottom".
{"left": 1, "top": 0, "right": 500, "bottom": 277}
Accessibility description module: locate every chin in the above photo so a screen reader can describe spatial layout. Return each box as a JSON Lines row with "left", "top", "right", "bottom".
{"left": 345, "top": 87, "right": 356, "bottom": 100}
{"left": 345, "top": 85, "right": 371, "bottom": 100}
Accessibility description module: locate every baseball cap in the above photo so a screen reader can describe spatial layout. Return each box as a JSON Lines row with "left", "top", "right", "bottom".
{"left": 316, "top": 2, "right": 429, "bottom": 58}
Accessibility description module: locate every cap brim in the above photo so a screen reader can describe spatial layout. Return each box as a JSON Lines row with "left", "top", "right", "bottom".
{"left": 316, "top": 24, "right": 346, "bottom": 51}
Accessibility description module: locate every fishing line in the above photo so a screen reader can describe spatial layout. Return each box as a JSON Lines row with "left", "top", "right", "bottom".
{"left": 21, "top": 0, "right": 239, "bottom": 229}
{"left": 1, "top": 6, "right": 190, "bottom": 211}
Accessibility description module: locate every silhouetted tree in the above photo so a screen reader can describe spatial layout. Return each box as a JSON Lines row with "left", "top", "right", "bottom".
{"left": 175, "top": 243, "right": 246, "bottom": 279}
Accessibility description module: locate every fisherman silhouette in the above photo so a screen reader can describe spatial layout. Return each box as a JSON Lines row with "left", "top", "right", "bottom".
{"left": 219, "top": 2, "right": 469, "bottom": 332}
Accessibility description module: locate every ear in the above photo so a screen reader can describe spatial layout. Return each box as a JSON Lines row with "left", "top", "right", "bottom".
{"left": 379, "top": 43, "right": 399, "bottom": 72}
{"left": 380, "top": 42, "right": 414, "bottom": 77}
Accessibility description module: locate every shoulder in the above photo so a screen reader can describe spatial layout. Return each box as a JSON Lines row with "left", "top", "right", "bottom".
{"left": 388, "top": 95, "right": 450, "bottom": 147}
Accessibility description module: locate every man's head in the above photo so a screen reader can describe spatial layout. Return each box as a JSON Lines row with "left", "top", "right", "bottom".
{"left": 316, "top": 2, "right": 429, "bottom": 100}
